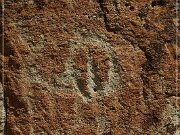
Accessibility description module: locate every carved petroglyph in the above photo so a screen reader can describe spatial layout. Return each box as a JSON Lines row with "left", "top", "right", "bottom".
{"left": 62, "top": 34, "right": 123, "bottom": 100}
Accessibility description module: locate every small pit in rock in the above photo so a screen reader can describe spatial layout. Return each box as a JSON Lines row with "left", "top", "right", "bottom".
{"left": 151, "top": 0, "right": 166, "bottom": 7}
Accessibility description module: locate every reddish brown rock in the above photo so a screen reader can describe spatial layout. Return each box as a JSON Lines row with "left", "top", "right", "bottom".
{"left": 1, "top": 0, "right": 180, "bottom": 135}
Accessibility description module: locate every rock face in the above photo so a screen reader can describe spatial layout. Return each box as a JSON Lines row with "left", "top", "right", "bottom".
{"left": 1, "top": 0, "right": 180, "bottom": 134}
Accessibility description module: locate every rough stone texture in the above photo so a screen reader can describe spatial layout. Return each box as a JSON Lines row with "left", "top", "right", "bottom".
{"left": 1, "top": 0, "right": 180, "bottom": 135}
{"left": 0, "top": 1, "right": 5, "bottom": 134}
{"left": 0, "top": 83, "right": 4, "bottom": 135}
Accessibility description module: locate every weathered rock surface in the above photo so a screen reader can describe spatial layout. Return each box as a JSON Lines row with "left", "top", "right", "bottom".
{"left": 1, "top": 0, "right": 180, "bottom": 134}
